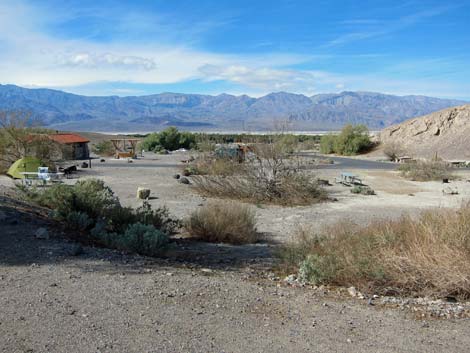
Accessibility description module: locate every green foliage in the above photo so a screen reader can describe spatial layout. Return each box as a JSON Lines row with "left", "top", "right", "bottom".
{"left": 23, "top": 179, "right": 177, "bottom": 257}
{"left": 319, "top": 134, "right": 337, "bottom": 154}
{"left": 103, "top": 223, "right": 168, "bottom": 256}
{"left": 141, "top": 127, "right": 196, "bottom": 152}
{"left": 298, "top": 254, "right": 339, "bottom": 285}
{"left": 66, "top": 211, "right": 94, "bottom": 231}
{"left": 91, "top": 140, "right": 114, "bottom": 156}
{"left": 319, "top": 124, "right": 372, "bottom": 155}
{"left": 350, "top": 185, "right": 375, "bottom": 195}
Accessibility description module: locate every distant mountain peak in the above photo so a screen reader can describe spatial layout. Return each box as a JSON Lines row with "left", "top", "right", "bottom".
{"left": 0, "top": 84, "right": 466, "bottom": 132}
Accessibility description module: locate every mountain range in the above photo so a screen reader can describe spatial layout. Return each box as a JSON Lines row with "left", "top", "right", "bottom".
{"left": 0, "top": 84, "right": 466, "bottom": 132}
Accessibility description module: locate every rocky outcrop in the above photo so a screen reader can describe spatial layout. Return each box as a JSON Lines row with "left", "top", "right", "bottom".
{"left": 380, "top": 105, "right": 470, "bottom": 160}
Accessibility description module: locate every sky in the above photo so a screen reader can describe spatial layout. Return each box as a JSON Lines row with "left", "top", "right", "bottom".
{"left": 0, "top": 0, "right": 469, "bottom": 99}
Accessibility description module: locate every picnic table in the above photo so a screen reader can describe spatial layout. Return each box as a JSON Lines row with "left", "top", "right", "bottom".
{"left": 20, "top": 172, "right": 65, "bottom": 186}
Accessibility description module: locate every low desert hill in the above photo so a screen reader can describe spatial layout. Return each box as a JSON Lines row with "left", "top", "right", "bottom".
{"left": 380, "top": 105, "right": 470, "bottom": 160}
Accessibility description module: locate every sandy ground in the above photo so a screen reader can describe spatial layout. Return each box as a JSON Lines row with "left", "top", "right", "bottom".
{"left": 2, "top": 153, "right": 470, "bottom": 352}
{"left": 3, "top": 151, "right": 467, "bottom": 242}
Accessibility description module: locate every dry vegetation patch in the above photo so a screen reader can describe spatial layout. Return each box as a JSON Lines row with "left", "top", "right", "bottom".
{"left": 280, "top": 204, "right": 470, "bottom": 299}
{"left": 192, "top": 144, "right": 327, "bottom": 206}
{"left": 399, "top": 160, "right": 453, "bottom": 181}
{"left": 185, "top": 201, "right": 258, "bottom": 244}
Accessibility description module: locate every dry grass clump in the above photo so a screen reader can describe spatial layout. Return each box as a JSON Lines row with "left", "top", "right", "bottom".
{"left": 280, "top": 204, "right": 470, "bottom": 299}
{"left": 186, "top": 154, "right": 240, "bottom": 177}
{"left": 184, "top": 201, "right": 258, "bottom": 244}
{"left": 192, "top": 144, "right": 327, "bottom": 206}
{"left": 399, "top": 160, "right": 453, "bottom": 181}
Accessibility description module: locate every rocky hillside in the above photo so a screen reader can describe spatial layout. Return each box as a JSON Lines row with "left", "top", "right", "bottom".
{"left": 380, "top": 105, "right": 470, "bottom": 160}
{"left": 0, "top": 84, "right": 466, "bottom": 132}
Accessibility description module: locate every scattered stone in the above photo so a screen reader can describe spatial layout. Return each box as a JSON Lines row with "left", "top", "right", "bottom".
{"left": 179, "top": 177, "right": 190, "bottom": 185}
{"left": 173, "top": 174, "right": 181, "bottom": 179}
{"left": 35, "top": 227, "right": 49, "bottom": 240}
{"left": 136, "top": 187, "right": 151, "bottom": 200}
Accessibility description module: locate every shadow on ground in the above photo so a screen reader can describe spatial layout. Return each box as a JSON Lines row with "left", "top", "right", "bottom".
{"left": 0, "top": 197, "right": 276, "bottom": 273}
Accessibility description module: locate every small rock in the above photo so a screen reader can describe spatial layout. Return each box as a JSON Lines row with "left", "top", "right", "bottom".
{"left": 35, "top": 227, "right": 49, "bottom": 240}
{"left": 136, "top": 187, "right": 151, "bottom": 200}
{"left": 347, "top": 286, "right": 357, "bottom": 297}
{"left": 173, "top": 174, "right": 181, "bottom": 179}
{"left": 179, "top": 177, "right": 190, "bottom": 185}
{"left": 100, "top": 159, "right": 105, "bottom": 162}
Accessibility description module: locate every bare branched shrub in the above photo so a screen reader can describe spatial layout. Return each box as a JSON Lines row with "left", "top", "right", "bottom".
{"left": 280, "top": 204, "right": 470, "bottom": 299}
{"left": 383, "top": 141, "right": 405, "bottom": 161}
{"left": 399, "top": 160, "right": 453, "bottom": 181}
{"left": 192, "top": 143, "right": 327, "bottom": 206}
{"left": 185, "top": 201, "right": 258, "bottom": 244}
{"left": 186, "top": 153, "right": 240, "bottom": 177}
{"left": 0, "top": 111, "right": 59, "bottom": 171}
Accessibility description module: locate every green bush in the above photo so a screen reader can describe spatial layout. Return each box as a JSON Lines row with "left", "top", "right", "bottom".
{"left": 320, "top": 124, "right": 372, "bottom": 155}
{"left": 91, "top": 140, "right": 115, "bottom": 156}
{"left": 66, "top": 211, "right": 93, "bottom": 231}
{"left": 141, "top": 127, "right": 196, "bottom": 152}
{"left": 25, "top": 178, "right": 179, "bottom": 238}
{"left": 108, "top": 223, "right": 168, "bottom": 255}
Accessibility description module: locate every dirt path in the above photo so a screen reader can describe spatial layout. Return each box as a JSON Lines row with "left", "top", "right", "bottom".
{"left": 1, "top": 202, "right": 470, "bottom": 353}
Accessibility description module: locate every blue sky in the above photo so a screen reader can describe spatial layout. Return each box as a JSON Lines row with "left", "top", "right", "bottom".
{"left": 0, "top": 0, "right": 469, "bottom": 99}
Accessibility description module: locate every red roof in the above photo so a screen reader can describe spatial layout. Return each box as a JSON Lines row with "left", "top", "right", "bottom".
{"left": 49, "top": 133, "right": 90, "bottom": 144}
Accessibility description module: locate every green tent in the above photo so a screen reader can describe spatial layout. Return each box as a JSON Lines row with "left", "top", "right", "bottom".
{"left": 7, "top": 157, "right": 43, "bottom": 179}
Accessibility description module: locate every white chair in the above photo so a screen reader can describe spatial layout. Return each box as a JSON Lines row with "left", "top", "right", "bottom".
{"left": 38, "top": 167, "right": 51, "bottom": 185}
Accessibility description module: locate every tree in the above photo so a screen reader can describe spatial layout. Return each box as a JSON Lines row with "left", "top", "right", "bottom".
{"left": 319, "top": 124, "right": 372, "bottom": 156}
{"left": 0, "top": 111, "right": 58, "bottom": 171}
{"left": 141, "top": 127, "right": 196, "bottom": 152}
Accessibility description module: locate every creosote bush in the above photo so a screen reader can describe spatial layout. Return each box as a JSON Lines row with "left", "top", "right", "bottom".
{"left": 280, "top": 204, "right": 470, "bottom": 299}
{"left": 398, "top": 160, "right": 453, "bottom": 181}
{"left": 185, "top": 201, "right": 258, "bottom": 244}
{"left": 24, "top": 179, "right": 178, "bottom": 255}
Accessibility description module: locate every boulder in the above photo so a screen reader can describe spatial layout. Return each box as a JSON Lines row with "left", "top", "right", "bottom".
{"left": 137, "top": 187, "right": 151, "bottom": 199}
{"left": 179, "top": 177, "right": 190, "bottom": 185}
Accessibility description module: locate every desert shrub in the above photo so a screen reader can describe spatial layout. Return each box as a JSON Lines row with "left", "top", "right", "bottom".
{"left": 320, "top": 125, "right": 372, "bottom": 155}
{"left": 92, "top": 140, "right": 114, "bottom": 156}
{"left": 187, "top": 154, "right": 240, "bottom": 177}
{"left": 192, "top": 144, "right": 327, "bottom": 206}
{"left": 66, "top": 211, "right": 94, "bottom": 231}
{"left": 319, "top": 134, "right": 337, "bottom": 154}
{"left": 24, "top": 179, "right": 178, "bottom": 236}
{"left": 185, "top": 201, "right": 258, "bottom": 244}
{"left": 141, "top": 127, "right": 196, "bottom": 152}
{"left": 399, "top": 160, "right": 453, "bottom": 181}
{"left": 383, "top": 141, "right": 405, "bottom": 161}
{"left": 101, "top": 223, "right": 168, "bottom": 256}
{"left": 280, "top": 204, "right": 470, "bottom": 299}
{"left": 350, "top": 185, "right": 375, "bottom": 195}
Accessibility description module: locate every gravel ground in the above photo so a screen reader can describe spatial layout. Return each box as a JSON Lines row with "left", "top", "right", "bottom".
{"left": 2, "top": 206, "right": 470, "bottom": 353}
{"left": 2, "top": 153, "right": 470, "bottom": 352}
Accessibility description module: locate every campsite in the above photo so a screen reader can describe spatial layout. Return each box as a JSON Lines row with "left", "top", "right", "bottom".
{"left": 2, "top": 1, "right": 470, "bottom": 351}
